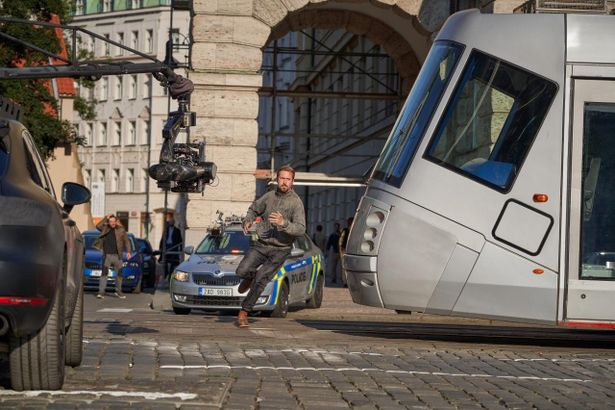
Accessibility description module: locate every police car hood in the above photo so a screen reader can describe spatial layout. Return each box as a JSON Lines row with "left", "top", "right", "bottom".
{"left": 178, "top": 253, "right": 245, "bottom": 274}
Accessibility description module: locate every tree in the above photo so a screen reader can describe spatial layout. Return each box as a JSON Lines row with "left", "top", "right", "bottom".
{"left": 0, "top": 0, "right": 85, "bottom": 159}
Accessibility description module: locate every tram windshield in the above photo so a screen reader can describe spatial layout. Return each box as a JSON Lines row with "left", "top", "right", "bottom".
{"left": 372, "top": 41, "right": 463, "bottom": 187}
{"left": 426, "top": 50, "right": 557, "bottom": 191}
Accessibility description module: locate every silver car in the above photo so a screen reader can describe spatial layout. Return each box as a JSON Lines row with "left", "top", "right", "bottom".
{"left": 170, "top": 222, "right": 324, "bottom": 317}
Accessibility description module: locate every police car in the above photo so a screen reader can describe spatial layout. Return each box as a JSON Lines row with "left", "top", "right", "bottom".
{"left": 170, "top": 217, "right": 324, "bottom": 317}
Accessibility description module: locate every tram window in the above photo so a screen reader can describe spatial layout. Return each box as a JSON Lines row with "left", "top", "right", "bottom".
{"left": 372, "top": 41, "right": 463, "bottom": 187}
{"left": 580, "top": 103, "right": 615, "bottom": 280}
{"left": 425, "top": 50, "right": 557, "bottom": 191}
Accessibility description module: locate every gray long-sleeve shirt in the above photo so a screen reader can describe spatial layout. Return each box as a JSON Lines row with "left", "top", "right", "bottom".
{"left": 244, "top": 189, "right": 306, "bottom": 248}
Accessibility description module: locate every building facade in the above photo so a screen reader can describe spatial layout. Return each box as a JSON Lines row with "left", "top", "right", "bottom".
{"left": 72, "top": 0, "right": 191, "bottom": 246}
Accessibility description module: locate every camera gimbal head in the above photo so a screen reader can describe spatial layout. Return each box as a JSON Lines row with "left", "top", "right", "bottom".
{"left": 148, "top": 71, "right": 217, "bottom": 193}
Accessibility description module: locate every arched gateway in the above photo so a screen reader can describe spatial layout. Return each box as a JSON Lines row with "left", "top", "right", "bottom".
{"left": 184, "top": 0, "right": 515, "bottom": 244}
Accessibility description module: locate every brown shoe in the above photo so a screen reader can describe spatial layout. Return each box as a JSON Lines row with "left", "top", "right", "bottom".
{"left": 238, "top": 278, "right": 253, "bottom": 294}
{"left": 236, "top": 310, "right": 249, "bottom": 328}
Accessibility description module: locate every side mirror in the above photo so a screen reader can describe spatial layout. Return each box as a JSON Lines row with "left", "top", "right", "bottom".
{"left": 290, "top": 248, "right": 304, "bottom": 258}
{"left": 184, "top": 245, "right": 194, "bottom": 255}
{"left": 62, "top": 182, "right": 91, "bottom": 214}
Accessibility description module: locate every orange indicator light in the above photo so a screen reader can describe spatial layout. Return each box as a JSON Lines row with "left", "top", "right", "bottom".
{"left": 532, "top": 268, "right": 544, "bottom": 275}
{"left": 533, "top": 194, "right": 549, "bottom": 203}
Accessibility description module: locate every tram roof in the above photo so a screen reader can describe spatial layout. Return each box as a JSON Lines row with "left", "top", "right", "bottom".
{"left": 437, "top": 10, "right": 615, "bottom": 71}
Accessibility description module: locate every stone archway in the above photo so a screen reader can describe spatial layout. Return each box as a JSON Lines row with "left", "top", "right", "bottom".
{"left": 184, "top": 0, "right": 442, "bottom": 244}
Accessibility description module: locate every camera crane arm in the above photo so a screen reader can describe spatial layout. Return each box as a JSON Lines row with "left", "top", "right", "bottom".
{"left": 0, "top": 16, "right": 216, "bottom": 193}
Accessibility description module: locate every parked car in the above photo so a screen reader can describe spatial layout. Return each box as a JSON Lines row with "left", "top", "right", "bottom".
{"left": 170, "top": 220, "right": 325, "bottom": 317}
{"left": 0, "top": 97, "right": 90, "bottom": 390}
{"left": 135, "top": 237, "right": 157, "bottom": 288}
{"left": 82, "top": 230, "right": 144, "bottom": 293}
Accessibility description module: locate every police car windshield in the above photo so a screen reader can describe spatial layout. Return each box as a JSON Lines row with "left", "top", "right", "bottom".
{"left": 195, "top": 230, "right": 250, "bottom": 255}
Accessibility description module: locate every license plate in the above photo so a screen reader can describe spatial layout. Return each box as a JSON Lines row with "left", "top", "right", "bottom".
{"left": 199, "top": 288, "right": 233, "bottom": 297}
{"left": 90, "top": 270, "right": 102, "bottom": 277}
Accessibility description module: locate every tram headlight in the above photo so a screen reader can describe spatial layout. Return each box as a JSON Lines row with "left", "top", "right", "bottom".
{"left": 363, "top": 228, "right": 377, "bottom": 241}
{"left": 360, "top": 241, "right": 375, "bottom": 253}
{"left": 366, "top": 211, "right": 385, "bottom": 227}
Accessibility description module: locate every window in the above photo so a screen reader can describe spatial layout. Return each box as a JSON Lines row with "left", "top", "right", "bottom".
{"left": 425, "top": 50, "right": 557, "bottom": 191}
{"left": 131, "top": 30, "right": 139, "bottom": 51}
{"left": 75, "top": 0, "right": 84, "bottom": 15}
{"left": 126, "top": 168, "right": 134, "bottom": 192}
{"left": 142, "top": 168, "right": 149, "bottom": 191}
{"left": 196, "top": 231, "right": 251, "bottom": 255}
{"left": 117, "top": 32, "right": 124, "bottom": 56}
{"left": 295, "top": 235, "right": 311, "bottom": 251}
{"left": 22, "top": 133, "right": 48, "bottom": 192}
{"left": 85, "top": 122, "right": 93, "bottom": 146}
{"left": 103, "top": 34, "right": 110, "bottom": 56}
{"left": 99, "top": 122, "right": 107, "bottom": 146}
{"left": 131, "top": 0, "right": 140, "bottom": 9}
{"left": 114, "top": 76, "right": 123, "bottom": 100}
{"left": 97, "top": 169, "right": 106, "bottom": 185}
{"left": 143, "top": 74, "right": 151, "bottom": 99}
{"left": 113, "top": 121, "right": 121, "bottom": 145}
{"left": 142, "top": 119, "right": 150, "bottom": 144}
{"left": 128, "top": 75, "right": 137, "bottom": 99}
{"left": 580, "top": 103, "right": 615, "bottom": 280}
{"left": 145, "top": 29, "right": 153, "bottom": 53}
{"left": 127, "top": 121, "right": 136, "bottom": 145}
{"left": 100, "top": 78, "right": 108, "bottom": 101}
{"left": 111, "top": 169, "right": 119, "bottom": 192}
{"left": 103, "top": 0, "right": 112, "bottom": 12}
{"left": 372, "top": 42, "right": 463, "bottom": 187}
{"left": 84, "top": 169, "right": 91, "bottom": 189}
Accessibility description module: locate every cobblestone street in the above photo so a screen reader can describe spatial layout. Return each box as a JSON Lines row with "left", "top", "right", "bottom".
{"left": 1, "top": 287, "right": 615, "bottom": 409}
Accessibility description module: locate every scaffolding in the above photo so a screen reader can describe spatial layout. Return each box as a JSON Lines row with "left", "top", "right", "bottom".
{"left": 258, "top": 29, "right": 404, "bottom": 187}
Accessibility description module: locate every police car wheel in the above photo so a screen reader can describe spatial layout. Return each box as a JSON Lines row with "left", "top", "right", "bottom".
{"left": 269, "top": 281, "right": 289, "bottom": 318}
{"left": 306, "top": 274, "right": 324, "bottom": 309}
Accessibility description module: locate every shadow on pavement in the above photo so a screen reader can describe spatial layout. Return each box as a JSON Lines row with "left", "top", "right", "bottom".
{"left": 296, "top": 319, "right": 615, "bottom": 349}
{"left": 105, "top": 323, "right": 159, "bottom": 336}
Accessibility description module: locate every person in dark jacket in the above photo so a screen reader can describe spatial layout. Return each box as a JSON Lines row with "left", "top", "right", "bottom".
{"left": 338, "top": 217, "right": 354, "bottom": 287}
{"left": 96, "top": 214, "right": 131, "bottom": 299}
{"left": 159, "top": 215, "right": 183, "bottom": 278}
{"left": 326, "top": 222, "right": 341, "bottom": 283}
{"left": 235, "top": 165, "right": 306, "bottom": 328}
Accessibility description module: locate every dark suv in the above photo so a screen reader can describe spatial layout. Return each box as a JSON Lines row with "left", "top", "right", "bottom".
{"left": 0, "top": 97, "right": 90, "bottom": 390}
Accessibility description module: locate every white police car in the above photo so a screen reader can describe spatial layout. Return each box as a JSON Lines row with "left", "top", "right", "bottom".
{"left": 170, "top": 220, "right": 324, "bottom": 317}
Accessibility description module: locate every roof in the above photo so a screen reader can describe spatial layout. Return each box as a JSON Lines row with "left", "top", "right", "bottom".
{"left": 48, "top": 14, "right": 75, "bottom": 97}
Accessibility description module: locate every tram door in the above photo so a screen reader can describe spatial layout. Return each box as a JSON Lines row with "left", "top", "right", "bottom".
{"left": 566, "top": 79, "right": 615, "bottom": 322}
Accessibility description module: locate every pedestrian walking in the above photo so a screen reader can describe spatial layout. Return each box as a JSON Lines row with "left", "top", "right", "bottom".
{"left": 95, "top": 214, "right": 131, "bottom": 299}
{"left": 326, "top": 223, "right": 341, "bottom": 284}
{"left": 235, "top": 165, "right": 306, "bottom": 328}
{"left": 312, "top": 224, "right": 326, "bottom": 251}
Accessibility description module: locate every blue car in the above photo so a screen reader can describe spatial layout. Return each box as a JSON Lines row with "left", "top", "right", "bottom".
{"left": 82, "top": 230, "right": 144, "bottom": 293}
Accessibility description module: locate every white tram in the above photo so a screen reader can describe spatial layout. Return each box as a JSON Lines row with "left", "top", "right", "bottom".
{"left": 343, "top": 10, "right": 615, "bottom": 328}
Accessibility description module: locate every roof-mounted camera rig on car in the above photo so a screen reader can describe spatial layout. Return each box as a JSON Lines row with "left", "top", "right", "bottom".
{"left": 0, "top": 16, "right": 216, "bottom": 194}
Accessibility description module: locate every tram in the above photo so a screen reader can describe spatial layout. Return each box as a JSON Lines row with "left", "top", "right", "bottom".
{"left": 343, "top": 10, "right": 615, "bottom": 328}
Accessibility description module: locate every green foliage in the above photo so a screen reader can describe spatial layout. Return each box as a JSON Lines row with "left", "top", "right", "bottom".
{"left": 0, "top": 0, "right": 74, "bottom": 159}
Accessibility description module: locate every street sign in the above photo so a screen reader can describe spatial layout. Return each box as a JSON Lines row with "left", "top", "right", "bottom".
{"left": 91, "top": 182, "right": 105, "bottom": 217}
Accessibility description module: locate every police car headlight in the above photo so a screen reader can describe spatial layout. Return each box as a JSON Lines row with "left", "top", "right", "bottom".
{"left": 256, "top": 296, "right": 268, "bottom": 304}
{"left": 173, "top": 270, "right": 190, "bottom": 282}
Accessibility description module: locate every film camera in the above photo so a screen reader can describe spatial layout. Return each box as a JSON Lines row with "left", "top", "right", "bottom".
{"left": 148, "top": 73, "right": 217, "bottom": 193}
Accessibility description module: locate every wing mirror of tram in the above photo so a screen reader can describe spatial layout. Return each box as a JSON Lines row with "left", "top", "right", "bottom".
{"left": 184, "top": 245, "right": 194, "bottom": 255}
{"left": 61, "top": 182, "right": 91, "bottom": 214}
{"left": 290, "top": 248, "right": 305, "bottom": 258}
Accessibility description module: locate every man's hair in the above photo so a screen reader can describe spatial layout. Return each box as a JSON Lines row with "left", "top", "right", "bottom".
{"left": 108, "top": 215, "right": 117, "bottom": 221}
{"left": 276, "top": 165, "right": 295, "bottom": 178}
